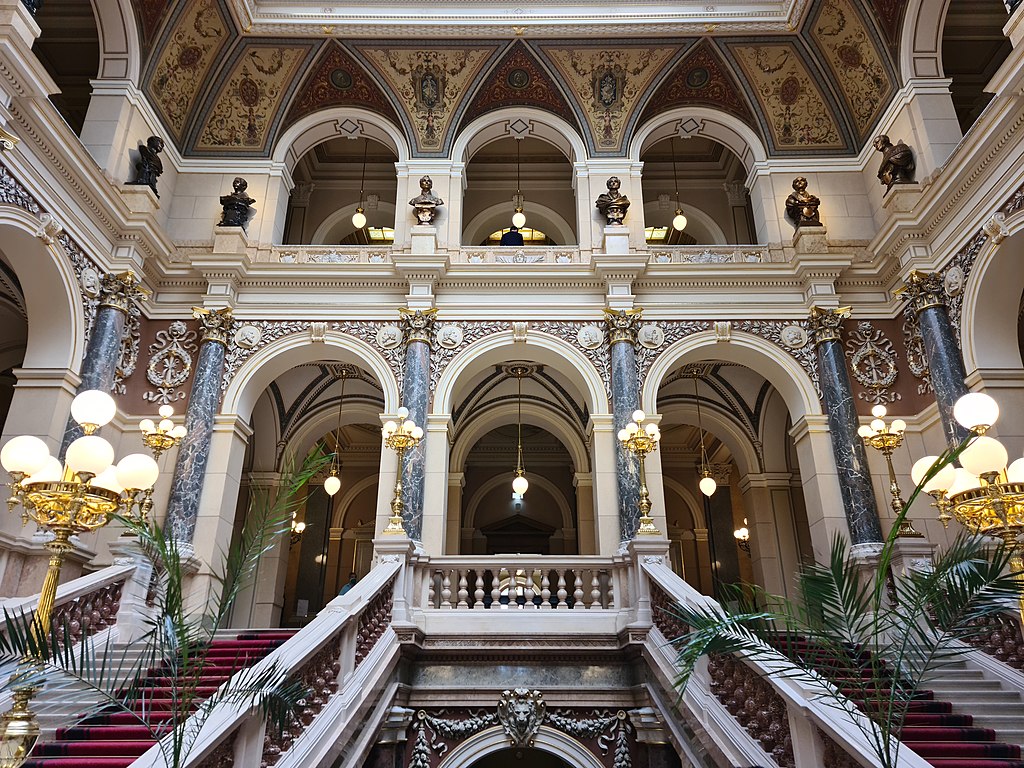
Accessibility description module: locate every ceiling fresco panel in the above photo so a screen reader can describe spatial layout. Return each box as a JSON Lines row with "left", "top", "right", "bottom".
{"left": 146, "top": 0, "right": 230, "bottom": 142}
{"left": 356, "top": 45, "right": 498, "bottom": 154}
{"left": 809, "top": 0, "right": 894, "bottom": 140}
{"left": 728, "top": 41, "right": 846, "bottom": 152}
{"left": 867, "top": 0, "right": 908, "bottom": 52}
{"left": 135, "top": 0, "right": 174, "bottom": 48}
{"left": 192, "top": 42, "right": 317, "bottom": 153}
{"left": 540, "top": 44, "right": 679, "bottom": 154}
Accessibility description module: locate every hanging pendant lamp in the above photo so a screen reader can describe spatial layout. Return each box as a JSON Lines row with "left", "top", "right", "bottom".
{"left": 671, "top": 137, "right": 687, "bottom": 232}
{"left": 512, "top": 138, "right": 527, "bottom": 229}
{"left": 511, "top": 365, "right": 529, "bottom": 496}
{"left": 694, "top": 375, "right": 716, "bottom": 497}
{"left": 324, "top": 369, "right": 348, "bottom": 497}
{"left": 351, "top": 138, "right": 368, "bottom": 229}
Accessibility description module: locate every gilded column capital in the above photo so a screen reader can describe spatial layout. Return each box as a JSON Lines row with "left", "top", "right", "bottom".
{"left": 808, "top": 305, "right": 850, "bottom": 346}
{"left": 603, "top": 307, "right": 643, "bottom": 346}
{"left": 896, "top": 270, "right": 946, "bottom": 314}
{"left": 98, "top": 270, "right": 150, "bottom": 314}
{"left": 399, "top": 307, "right": 438, "bottom": 346}
{"left": 193, "top": 306, "right": 234, "bottom": 346}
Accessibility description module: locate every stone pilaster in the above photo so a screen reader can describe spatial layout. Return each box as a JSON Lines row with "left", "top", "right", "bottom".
{"left": 61, "top": 271, "right": 148, "bottom": 451}
{"left": 899, "top": 270, "right": 969, "bottom": 446}
{"left": 808, "top": 306, "right": 884, "bottom": 545}
{"left": 398, "top": 308, "right": 436, "bottom": 541}
{"left": 605, "top": 308, "right": 643, "bottom": 541}
{"left": 166, "top": 307, "right": 233, "bottom": 545}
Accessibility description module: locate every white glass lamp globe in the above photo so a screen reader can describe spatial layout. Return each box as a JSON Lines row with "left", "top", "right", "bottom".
{"left": 158, "top": 419, "right": 174, "bottom": 433}
{"left": 411, "top": 426, "right": 424, "bottom": 440}
{"left": 115, "top": 453, "right": 159, "bottom": 491}
{"left": 1007, "top": 457, "right": 1024, "bottom": 483}
{"left": 396, "top": 407, "right": 410, "bottom": 420}
{"left": 1, "top": 435, "right": 50, "bottom": 476}
{"left": 699, "top": 475, "right": 717, "bottom": 497}
{"left": 352, "top": 208, "right": 367, "bottom": 229}
{"left": 512, "top": 475, "right": 529, "bottom": 495}
{"left": 293, "top": 521, "right": 306, "bottom": 534}
{"left": 645, "top": 423, "right": 659, "bottom": 436}
{"left": 890, "top": 419, "right": 907, "bottom": 434}
{"left": 158, "top": 405, "right": 174, "bottom": 419}
{"left": 632, "top": 410, "right": 646, "bottom": 423}
{"left": 71, "top": 390, "right": 117, "bottom": 429}
{"left": 911, "top": 455, "right": 940, "bottom": 486}
{"left": 953, "top": 392, "right": 999, "bottom": 431}
{"left": 617, "top": 428, "right": 629, "bottom": 442}
{"left": 870, "top": 418, "right": 886, "bottom": 433}
{"left": 923, "top": 462, "right": 957, "bottom": 494}
{"left": 871, "top": 404, "right": 887, "bottom": 418}
{"left": 402, "top": 419, "right": 415, "bottom": 434}
{"left": 170, "top": 425, "right": 187, "bottom": 439}
{"left": 857, "top": 425, "right": 874, "bottom": 438}
{"left": 512, "top": 210, "right": 527, "bottom": 229}
{"left": 959, "top": 435, "right": 1009, "bottom": 477}
{"left": 66, "top": 435, "right": 115, "bottom": 477}
{"left": 139, "top": 419, "right": 156, "bottom": 434}
{"left": 91, "top": 467, "right": 124, "bottom": 495}
{"left": 324, "top": 475, "right": 341, "bottom": 496}
{"left": 25, "top": 456, "right": 62, "bottom": 484}
{"left": 672, "top": 211, "right": 687, "bottom": 231}
{"left": 948, "top": 467, "right": 981, "bottom": 497}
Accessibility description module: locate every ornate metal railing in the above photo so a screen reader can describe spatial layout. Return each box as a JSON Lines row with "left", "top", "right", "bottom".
{"left": 257, "top": 245, "right": 393, "bottom": 264}
{"left": 648, "top": 245, "right": 783, "bottom": 264}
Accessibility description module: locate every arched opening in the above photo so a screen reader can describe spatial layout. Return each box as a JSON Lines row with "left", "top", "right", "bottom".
{"left": 469, "top": 749, "right": 571, "bottom": 768}
{"left": 284, "top": 136, "right": 398, "bottom": 245}
{"left": 461, "top": 136, "right": 577, "bottom": 246}
{"left": 0, "top": 260, "right": 26, "bottom": 434}
{"left": 941, "top": 0, "right": 1012, "bottom": 133}
{"left": 639, "top": 136, "right": 754, "bottom": 245}
{"left": 963, "top": 228, "right": 1024, "bottom": 372}
{"left": 31, "top": 0, "right": 100, "bottom": 135}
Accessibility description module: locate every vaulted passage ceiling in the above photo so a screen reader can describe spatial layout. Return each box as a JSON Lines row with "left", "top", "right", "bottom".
{"left": 135, "top": 0, "right": 904, "bottom": 159}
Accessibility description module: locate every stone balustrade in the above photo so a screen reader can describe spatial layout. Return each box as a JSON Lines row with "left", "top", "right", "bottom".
{"left": 648, "top": 244, "right": 785, "bottom": 264}
{"left": 255, "top": 245, "right": 394, "bottom": 265}
{"left": 455, "top": 246, "right": 585, "bottom": 265}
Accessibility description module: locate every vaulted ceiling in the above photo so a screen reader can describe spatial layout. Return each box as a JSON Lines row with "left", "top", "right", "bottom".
{"left": 132, "top": 0, "right": 905, "bottom": 159}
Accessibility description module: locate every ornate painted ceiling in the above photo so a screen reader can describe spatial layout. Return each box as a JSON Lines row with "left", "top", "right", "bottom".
{"left": 135, "top": 0, "right": 905, "bottom": 159}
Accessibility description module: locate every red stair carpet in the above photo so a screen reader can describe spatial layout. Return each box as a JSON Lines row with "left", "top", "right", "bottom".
{"left": 775, "top": 637, "right": 1024, "bottom": 768}
{"left": 23, "top": 631, "right": 294, "bottom": 768}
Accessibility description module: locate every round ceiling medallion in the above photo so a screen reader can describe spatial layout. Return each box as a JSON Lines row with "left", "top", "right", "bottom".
{"left": 330, "top": 68, "right": 354, "bottom": 90}
{"left": 686, "top": 66, "right": 710, "bottom": 89}
{"left": 506, "top": 68, "right": 531, "bottom": 90}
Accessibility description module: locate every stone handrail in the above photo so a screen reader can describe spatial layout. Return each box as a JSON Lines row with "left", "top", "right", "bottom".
{"left": 456, "top": 246, "right": 585, "bottom": 265}
{"left": 640, "top": 558, "right": 932, "bottom": 768}
{"left": 131, "top": 557, "right": 403, "bottom": 768}
{"left": 648, "top": 245, "right": 785, "bottom": 264}
{"left": 256, "top": 245, "right": 393, "bottom": 264}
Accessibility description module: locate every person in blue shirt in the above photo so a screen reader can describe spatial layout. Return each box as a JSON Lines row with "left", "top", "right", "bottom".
{"left": 339, "top": 572, "right": 358, "bottom": 595}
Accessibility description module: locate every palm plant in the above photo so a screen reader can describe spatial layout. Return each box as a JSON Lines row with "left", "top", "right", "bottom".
{"left": 668, "top": 440, "right": 1024, "bottom": 768}
{"left": 0, "top": 448, "right": 332, "bottom": 768}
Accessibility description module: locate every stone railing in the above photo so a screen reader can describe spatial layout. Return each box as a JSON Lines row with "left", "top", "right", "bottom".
{"left": 254, "top": 245, "right": 393, "bottom": 265}
{"left": 640, "top": 558, "right": 932, "bottom": 768}
{"left": 415, "top": 557, "right": 621, "bottom": 610}
{"left": 137, "top": 558, "right": 403, "bottom": 768}
{"left": 648, "top": 245, "right": 784, "bottom": 264}
{"left": 960, "top": 612, "right": 1024, "bottom": 671}
{"left": 455, "top": 246, "right": 585, "bottom": 265}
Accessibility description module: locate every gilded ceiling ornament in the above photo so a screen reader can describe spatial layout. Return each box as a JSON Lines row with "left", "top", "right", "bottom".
{"left": 144, "top": 321, "right": 199, "bottom": 405}
{"left": 845, "top": 320, "right": 900, "bottom": 406}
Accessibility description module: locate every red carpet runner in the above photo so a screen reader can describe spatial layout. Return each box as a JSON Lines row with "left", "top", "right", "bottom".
{"left": 24, "top": 631, "right": 295, "bottom": 768}
{"left": 776, "top": 638, "right": 1024, "bottom": 768}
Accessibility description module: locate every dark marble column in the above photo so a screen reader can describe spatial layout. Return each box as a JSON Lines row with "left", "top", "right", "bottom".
{"left": 398, "top": 309, "right": 436, "bottom": 541}
{"left": 166, "top": 307, "right": 233, "bottom": 544}
{"left": 605, "top": 308, "right": 643, "bottom": 541}
{"left": 900, "top": 271, "right": 969, "bottom": 447}
{"left": 61, "top": 271, "right": 148, "bottom": 452}
{"left": 809, "top": 306, "right": 884, "bottom": 545}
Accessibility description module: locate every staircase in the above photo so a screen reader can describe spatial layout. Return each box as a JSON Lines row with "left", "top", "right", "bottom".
{"left": 23, "top": 631, "right": 294, "bottom": 768}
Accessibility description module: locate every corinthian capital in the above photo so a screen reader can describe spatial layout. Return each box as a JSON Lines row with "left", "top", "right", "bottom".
{"left": 897, "top": 270, "right": 946, "bottom": 314}
{"left": 193, "top": 306, "right": 234, "bottom": 346}
{"left": 808, "top": 305, "right": 851, "bottom": 345}
{"left": 603, "top": 307, "right": 643, "bottom": 346}
{"left": 398, "top": 307, "right": 438, "bottom": 346}
{"left": 99, "top": 270, "right": 150, "bottom": 314}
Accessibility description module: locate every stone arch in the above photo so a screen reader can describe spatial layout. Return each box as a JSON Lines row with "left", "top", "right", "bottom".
{"left": 92, "top": 0, "right": 142, "bottom": 81}
{"left": 899, "top": 0, "right": 953, "bottom": 80}
{"left": 0, "top": 208, "right": 86, "bottom": 372}
{"left": 642, "top": 330, "right": 820, "bottom": 422}
{"left": 272, "top": 108, "right": 411, "bottom": 176}
{"left": 282, "top": 399, "right": 386, "bottom": 472}
{"left": 309, "top": 202, "right": 398, "bottom": 245}
{"left": 437, "top": 725, "right": 605, "bottom": 768}
{"left": 640, "top": 199, "right": 729, "bottom": 245}
{"left": 663, "top": 475, "right": 702, "bottom": 530}
{"left": 657, "top": 400, "right": 761, "bottom": 476}
{"left": 961, "top": 215, "right": 1024, "bottom": 371}
{"left": 461, "top": 200, "right": 577, "bottom": 246}
{"left": 463, "top": 473, "right": 575, "bottom": 533}
{"left": 222, "top": 331, "right": 399, "bottom": 421}
{"left": 332, "top": 473, "right": 380, "bottom": 528}
{"left": 434, "top": 330, "right": 609, "bottom": 416}
{"left": 452, "top": 108, "right": 588, "bottom": 165}
{"left": 629, "top": 107, "right": 768, "bottom": 177}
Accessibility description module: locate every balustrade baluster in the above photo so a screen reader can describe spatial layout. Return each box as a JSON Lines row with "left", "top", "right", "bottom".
{"left": 556, "top": 570, "right": 568, "bottom": 610}
{"left": 573, "top": 570, "right": 584, "bottom": 610}
{"left": 590, "top": 571, "right": 601, "bottom": 609}
{"left": 441, "top": 570, "right": 452, "bottom": 609}
{"left": 491, "top": 569, "right": 501, "bottom": 608}
{"left": 606, "top": 569, "right": 616, "bottom": 609}
{"left": 428, "top": 571, "right": 437, "bottom": 609}
{"left": 474, "top": 571, "right": 485, "bottom": 609}
{"left": 457, "top": 569, "right": 469, "bottom": 608}
{"left": 524, "top": 569, "right": 536, "bottom": 609}
{"left": 540, "top": 570, "right": 551, "bottom": 609}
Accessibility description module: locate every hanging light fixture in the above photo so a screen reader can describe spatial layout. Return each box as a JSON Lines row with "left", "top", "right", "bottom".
{"left": 693, "top": 374, "right": 716, "bottom": 497}
{"left": 324, "top": 368, "right": 349, "bottom": 497}
{"left": 512, "top": 138, "right": 527, "bottom": 229}
{"left": 510, "top": 365, "right": 529, "bottom": 497}
{"left": 670, "top": 137, "right": 687, "bottom": 232}
{"left": 351, "top": 138, "right": 368, "bottom": 229}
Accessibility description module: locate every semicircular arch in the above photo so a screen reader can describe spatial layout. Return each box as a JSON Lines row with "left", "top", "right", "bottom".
{"left": 462, "top": 472, "right": 575, "bottom": 533}
{"left": 332, "top": 473, "right": 380, "bottom": 528}
{"left": 657, "top": 400, "right": 761, "bottom": 476}
{"left": 94, "top": 0, "right": 142, "bottom": 82}
{"left": 280, "top": 399, "right": 386, "bottom": 471}
{"left": 630, "top": 107, "right": 768, "bottom": 176}
{"left": 641, "top": 200, "right": 728, "bottom": 245}
{"left": 462, "top": 201, "right": 576, "bottom": 246}
{"left": 452, "top": 108, "right": 588, "bottom": 165}
{"left": 310, "top": 201, "right": 398, "bottom": 245}
{"left": 272, "top": 109, "right": 411, "bottom": 175}
{"left": 663, "top": 475, "right": 703, "bottom": 530}
{"left": 899, "top": 0, "right": 953, "bottom": 81}
{"left": 437, "top": 725, "right": 604, "bottom": 768}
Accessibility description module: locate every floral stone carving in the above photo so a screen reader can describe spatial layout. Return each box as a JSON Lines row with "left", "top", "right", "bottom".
{"left": 845, "top": 320, "right": 900, "bottom": 406}
{"left": 144, "top": 321, "right": 199, "bottom": 405}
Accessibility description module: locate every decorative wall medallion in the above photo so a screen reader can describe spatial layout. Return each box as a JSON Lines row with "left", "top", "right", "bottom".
{"left": 80, "top": 267, "right": 101, "bottom": 298}
{"left": 329, "top": 68, "right": 353, "bottom": 90}
{"left": 637, "top": 324, "right": 665, "bottom": 349}
{"left": 233, "top": 323, "right": 263, "bottom": 349}
{"left": 496, "top": 250, "right": 545, "bottom": 264}
{"left": 497, "top": 689, "right": 546, "bottom": 747}
{"left": 377, "top": 324, "right": 402, "bottom": 349}
{"left": 780, "top": 324, "right": 808, "bottom": 348}
{"left": 436, "top": 323, "right": 464, "bottom": 349}
{"left": 845, "top": 320, "right": 900, "bottom": 405}
{"left": 144, "top": 320, "right": 198, "bottom": 405}
{"left": 507, "top": 68, "right": 531, "bottom": 89}
{"left": 577, "top": 324, "right": 604, "bottom": 349}
{"left": 943, "top": 265, "right": 964, "bottom": 297}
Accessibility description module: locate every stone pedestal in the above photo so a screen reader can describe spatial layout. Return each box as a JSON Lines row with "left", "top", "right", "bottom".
{"left": 409, "top": 225, "right": 438, "bottom": 255}
{"left": 891, "top": 536, "right": 936, "bottom": 578}
{"left": 119, "top": 183, "right": 160, "bottom": 215}
{"left": 793, "top": 225, "right": 829, "bottom": 255}
{"left": 882, "top": 183, "right": 925, "bottom": 213}
{"left": 602, "top": 225, "right": 631, "bottom": 255}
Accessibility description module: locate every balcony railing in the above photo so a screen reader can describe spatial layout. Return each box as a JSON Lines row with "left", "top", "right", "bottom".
{"left": 648, "top": 245, "right": 785, "bottom": 264}
{"left": 256, "top": 245, "right": 394, "bottom": 264}
{"left": 456, "top": 246, "right": 584, "bottom": 265}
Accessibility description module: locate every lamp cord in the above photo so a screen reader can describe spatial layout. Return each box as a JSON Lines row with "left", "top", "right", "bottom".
{"left": 333, "top": 372, "right": 347, "bottom": 475}
{"left": 694, "top": 376, "right": 709, "bottom": 471}
{"left": 357, "top": 137, "right": 368, "bottom": 208}
{"left": 516, "top": 373, "right": 525, "bottom": 475}
{"left": 671, "top": 136, "right": 681, "bottom": 209}
{"left": 515, "top": 138, "right": 522, "bottom": 199}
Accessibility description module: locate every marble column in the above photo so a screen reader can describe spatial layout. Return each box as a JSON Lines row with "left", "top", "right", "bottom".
{"left": 605, "top": 308, "right": 643, "bottom": 541}
{"left": 809, "top": 307, "right": 884, "bottom": 545}
{"left": 398, "top": 308, "right": 436, "bottom": 542}
{"left": 900, "top": 271, "right": 969, "bottom": 446}
{"left": 61, "top": 271, "right": 148, "bottom": 451}
{"left": 166, "top": 307, "right": 234, "bottom": 544}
